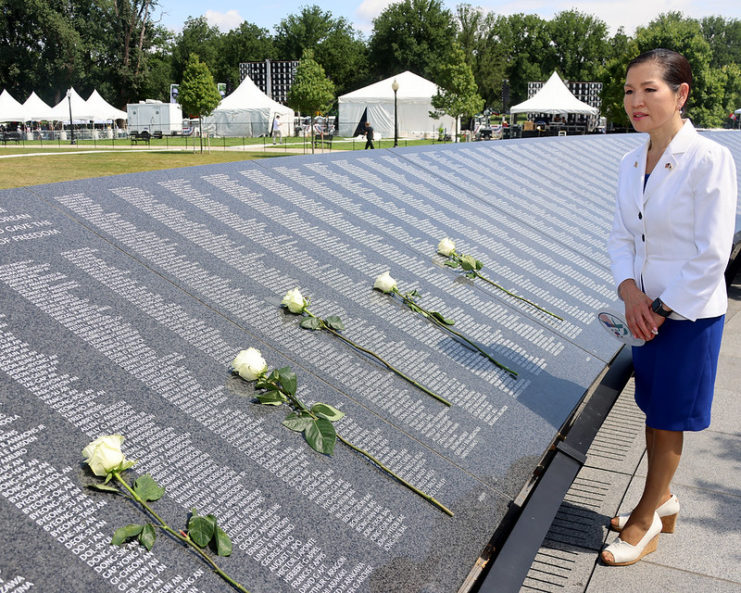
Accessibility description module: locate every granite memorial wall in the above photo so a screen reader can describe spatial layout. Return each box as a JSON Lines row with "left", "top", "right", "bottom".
{"left": 2, "top": 131, "right": 740, "bottom": 593}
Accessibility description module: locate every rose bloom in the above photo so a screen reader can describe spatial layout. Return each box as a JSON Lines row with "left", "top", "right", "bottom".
{"left": 374, "top": 271, "right": 397, "bottom": 294}
{"left": 437, "top": 238, "right": 456, "bottom": 256}
{"left": 232, "top": 347, "right": 268, "bottom": 381}
{"left": 282, "top": 288, "right": 306, "bottom": 314}
{"left": 82, "top": 435, "right": 126, "bottom": 477}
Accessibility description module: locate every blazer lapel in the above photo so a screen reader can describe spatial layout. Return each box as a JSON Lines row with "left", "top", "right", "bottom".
{"left": 643, "top": 120, "right": 695, "bottom": 204}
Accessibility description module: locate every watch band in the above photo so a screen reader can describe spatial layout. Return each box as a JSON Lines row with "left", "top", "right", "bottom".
{"left": 651, "top": 298, "right": 671, "bottom": 318}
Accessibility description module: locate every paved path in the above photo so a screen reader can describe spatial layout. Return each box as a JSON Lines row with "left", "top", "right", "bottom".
{"left": 519, "top": 270, "right": 741, "bottom": 592}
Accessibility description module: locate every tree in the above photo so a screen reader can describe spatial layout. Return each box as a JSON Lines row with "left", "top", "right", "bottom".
{"left": 547, "top": 10, "right": 610, "bottom": 82}
{"left": 274, "top": 6, "right": 367, "bottom": 95}
{"left": 430, "top": 45, "right": 483, "bottom": 139}
{"left": 0, "top": 0, "right": 82, "bottom": 104}
{"left": 286, "top": 49, "right": 335, "bottom": 152}
{"left": 455, "top": 5, "right": 507, "bottom": 110}
{"left": 172, "top": 17, "right": 222, "bottom": 84}
{"left": 102, "top": 0, "right": 157, "bottom": 103}
{"left": 700, "top": 17, "right": 741, "bottom": 69}
{"left": 600, "top": 28, "right": 638, "bottom": 127}
{"left": 488, "top": 13, "right": 550, "bottom": 105}
{"left": 368, "top": 0, "right": 457, "bottom": 81}
{"left": 178, "top": 53, "right": 221, "bottom": 152}
{"left": 216, "top": 22, "right": 276, "bottom": 92}
{"left": 634, "top": 12, "right": 720, "bottom": 126}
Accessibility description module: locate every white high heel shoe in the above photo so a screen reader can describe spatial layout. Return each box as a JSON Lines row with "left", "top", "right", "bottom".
{"left": 610, "top": 494, "right": 680, "bottom": 533}
{"left": 602, "top": 512, "right": 662, "bottom": 566}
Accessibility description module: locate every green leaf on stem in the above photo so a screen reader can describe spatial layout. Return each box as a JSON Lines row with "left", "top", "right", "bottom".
{"left": 430, "top": 311, "right": 455, "bottom": 325}
{"left": 257, "top": 390, "right": 286, "bottom": 406}
{"left": 188, "top": 512, "right": 216, "bottom": 548}
{"left": 111, "top": 524, "right": 144, "bottom": 545}
{"left": 283, "top": 413, "right": 313, "bottom": 432}
{"left": 139, "top": 523, "right": 156, "bottom": 551}
{"left": 214, "top": 525, "right": 232, "bottom": 557}
{"left": 475, "top": 259, "right": 484, "bottom": 270}
{"left": 304, "top": 417, "right": 337, "bottom": 455}
{"left": 460, "top": 255, "right": 477, "bottom": 271}
{"left": 88, "top": 482, "right": 120, "bottom": 494}
{"left": 409, "top": 303, "right": 427, "bottom": 317}
{"left": 300, "top": 317, "right": 322, "bottom": 330}
{"left": 277, "top": 367, "right": 297, "bottom": 396}
{"left": 311, "top": 403, "right": 345, "bottom": 422}
{"left": 465, "top": 272, "right": 476, "bottom": 279}
{"left": 133, "top": 474, "right": 165, "bottom": 502}
{"left": 444, "top": 260, "right": 459, "bottom": 268}
{"left": 324, "top": 316, "right": 344, "bottom": 331}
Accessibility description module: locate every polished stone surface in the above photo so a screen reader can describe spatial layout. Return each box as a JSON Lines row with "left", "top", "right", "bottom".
{"left": 1, "top": 132, "right": 739, "bottom": 592}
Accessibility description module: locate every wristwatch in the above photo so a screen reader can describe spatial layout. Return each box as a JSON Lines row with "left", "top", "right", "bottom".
{"left": 651, "top": 298, "right": 672, "bottom": 318}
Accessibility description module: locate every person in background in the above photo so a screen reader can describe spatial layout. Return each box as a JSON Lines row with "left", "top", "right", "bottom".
{"left": 364, "top": 121, "right": 374, "bottom": 149}
{"left": 272, "top": 115, "right": 281, "bottom": 144}
{"left": 605, "top": 48, "right": 737, "bottom": 566}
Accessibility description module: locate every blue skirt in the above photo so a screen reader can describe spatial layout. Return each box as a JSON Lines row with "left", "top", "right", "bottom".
{"left": 632, "top": 315, "right": 724, "bottom": 431}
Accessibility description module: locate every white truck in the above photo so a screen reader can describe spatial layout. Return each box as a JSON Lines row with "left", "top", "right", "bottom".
{"left": 126, "top": 100, "right": 183, "bottom": 135}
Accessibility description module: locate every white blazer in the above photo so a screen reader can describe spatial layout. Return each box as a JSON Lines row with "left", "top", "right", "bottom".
{"left": 608, "top": 120, "right": 737, "bottom": 321}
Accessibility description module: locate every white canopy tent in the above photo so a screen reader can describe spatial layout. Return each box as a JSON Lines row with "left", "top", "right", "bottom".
{"left": 85, "top": 90, "right": 127, "bottom": 122}
{"left": 22, "top": 92, "right": 55, "bottom": 121}
{"left": 0, "top": 90, "right": 25, "bottom": 122}
{"left": 49, "top": 88, "right": 97, "bottom": 123}
{"left": 201, "top": 76, "right": 294, "bottom": 137}
{"left": 510, "top": 71, "right": 598, "bottom": 115}
{"left": 338, "top": 71, "right": 455, "bottom": 138}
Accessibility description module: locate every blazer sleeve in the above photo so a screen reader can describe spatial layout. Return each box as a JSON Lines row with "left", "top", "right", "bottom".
{"left": 660, "top": 145, "right": 737, "bottom": 319}
{"left": 608, "top": 157, "right": 638, "bottom": 291}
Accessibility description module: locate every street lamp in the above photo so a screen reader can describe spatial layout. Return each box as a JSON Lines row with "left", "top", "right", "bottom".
{"left": 66, "top": 89, "right": 75, "bottom": 145}
{"left": 391, "top": 78, "right": 399, "bottom": 148}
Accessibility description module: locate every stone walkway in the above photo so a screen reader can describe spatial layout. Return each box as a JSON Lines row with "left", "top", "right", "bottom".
{"left": 519, "top": 270, "right": 741, "bottom": 593}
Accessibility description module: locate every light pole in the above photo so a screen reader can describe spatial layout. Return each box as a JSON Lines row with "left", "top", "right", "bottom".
{"left": 392, "top": 78, "right": 399, "bottom": 148}
{"left": 66, "top": 89, "right": 75, "bottom": 145}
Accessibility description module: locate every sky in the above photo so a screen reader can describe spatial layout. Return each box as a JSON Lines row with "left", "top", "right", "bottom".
{"left": 155, "top": 0, "right": 740, "bottom": 37}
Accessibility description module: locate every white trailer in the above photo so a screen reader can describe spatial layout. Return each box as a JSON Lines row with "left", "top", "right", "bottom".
{"left": 126, "top": 100, "right": 182, "bottom": 134}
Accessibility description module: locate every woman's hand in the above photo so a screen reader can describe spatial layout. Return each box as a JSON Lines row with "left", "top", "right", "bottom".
{"left": 618, "top": 279, "right": 666, "bottom": 341}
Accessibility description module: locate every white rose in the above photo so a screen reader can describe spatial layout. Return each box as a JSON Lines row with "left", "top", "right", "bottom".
{"left": 82, "top": 434, "right": 126, "bottom": 477}
{"left": 373, "top": 271, "right": 397, "bottom": 294}
{"left": 437, "top": 237, "right": 456, "bottom": 256}
{"left": 282, "top": 288, "right": 306, "bottom": 314}
{"left": 232, "top": 347, "right": 268, "bottom": 381}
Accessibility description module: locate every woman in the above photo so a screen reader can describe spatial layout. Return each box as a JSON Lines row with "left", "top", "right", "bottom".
{"left": 605, "top": 48, "right": 737, "bottom": 566}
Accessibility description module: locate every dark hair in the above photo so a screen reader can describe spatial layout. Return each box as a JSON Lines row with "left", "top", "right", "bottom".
{"left": 627, "top": 49, "right": 693, "bottom": 108}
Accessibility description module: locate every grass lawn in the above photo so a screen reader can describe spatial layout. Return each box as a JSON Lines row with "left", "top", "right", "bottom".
{"left": 0, "top": 149, "right": 288, "bottom": 189}
{"left": 0, "top": 136, "right": 452, "bottom": 189}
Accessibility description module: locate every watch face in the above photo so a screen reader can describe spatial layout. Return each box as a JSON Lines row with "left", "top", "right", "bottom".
{"left": 597, "top": 310, "right": 645, "bottom": 346}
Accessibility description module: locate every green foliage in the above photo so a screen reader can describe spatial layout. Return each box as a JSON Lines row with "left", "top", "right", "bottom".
{"left": 456, "top": 6, "right": 507, "bottom": 109}
{"left": 111, "top": 523, "right": 144, "bottom": 545}
{"left": 634, "top": 12, "right": 718, "bottom": 127}
{"left": 275, "top": 5, "right": 368, "bottom": 95}
{"left": 546, "top": 10, "right": 609, "bottom": 81}
{"left": 701, "top": 16, "right": 741, "bottom": 69}
{"left": 368, "top": 0, "right": 458, "bottom": 80}
{"left": 600, "top": 29, "right": 639, "bottom": 127}
{"left": 430, "top": 44, "right": 484, "bottom": 133}
{"left": 172, "top": 17, "right": 222, "bottom": 82}
{"left": 489, "top": 13, "right": 551, "bottom": 106}
{"left": 287, "top": 49, "right": 335, "bottom": 116}
{"left": 216, "top": 22, "right": 277, "bottom": 90}
{"left": 178, "top": 53, "right": 222, "bottom": 118}
{"left": 133, "top": 474, "right": 165, "bottom": 502}
{"left": 188, "top": 510, "right": 232, "bottom": 556}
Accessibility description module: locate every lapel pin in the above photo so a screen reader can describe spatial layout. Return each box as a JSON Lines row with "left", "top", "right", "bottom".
{"left": 665, "top": 162, "right": 672, "bottom": 169}
{"left": 633, "top": 161, "right": 638, "bottom": 168}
